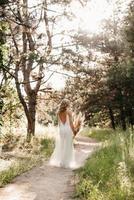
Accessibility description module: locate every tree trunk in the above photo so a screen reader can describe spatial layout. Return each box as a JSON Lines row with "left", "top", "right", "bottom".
{"left": 27, "top": 116, "right": 35, "bottom": 140}
{"left": 108, "top": 106, "right": 116, "bottom": 130}
{"left": 27, "top": 91, "right": 36, "bottom": 140}
{"left": 120, "top": 105, "right": 126, "bottom": 131}
{"left": 128, "top": 107, "right": 134, "bottom": 130}
{"left": 118, "top": 90, "right": 126, "bottom": 131}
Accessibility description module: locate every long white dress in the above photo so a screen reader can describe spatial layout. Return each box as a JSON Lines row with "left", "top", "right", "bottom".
{"left": 49, "top": 114, "right": 75, "bottom": 168}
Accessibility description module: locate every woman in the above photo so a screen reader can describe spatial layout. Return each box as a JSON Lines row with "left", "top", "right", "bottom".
{"left": 49, "top": 99, "right": 78, "bottom": 168}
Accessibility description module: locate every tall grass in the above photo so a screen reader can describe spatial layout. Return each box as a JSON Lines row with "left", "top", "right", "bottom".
{"left": 74, "top": 129, "right": 134, "bottom": 200}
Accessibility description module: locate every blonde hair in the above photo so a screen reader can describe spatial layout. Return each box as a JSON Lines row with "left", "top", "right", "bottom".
{"left": 58, "top": 99, "right": 70, "bottom": 113}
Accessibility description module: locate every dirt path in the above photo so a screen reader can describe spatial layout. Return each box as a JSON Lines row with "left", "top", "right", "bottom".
{"left": 0, "top": 136, "right": 100, "bottom": 200}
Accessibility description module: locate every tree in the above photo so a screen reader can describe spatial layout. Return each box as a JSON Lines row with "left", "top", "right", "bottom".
{"left": 2, "top": 0, "right": 77, "bottom": 139}
{"left": 63, "top": 0, "right": 134, "bottom": 130}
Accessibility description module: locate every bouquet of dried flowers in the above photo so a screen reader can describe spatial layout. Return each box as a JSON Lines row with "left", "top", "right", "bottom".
{"left": 73, "top": 112, "right": 84, "bottom": 137}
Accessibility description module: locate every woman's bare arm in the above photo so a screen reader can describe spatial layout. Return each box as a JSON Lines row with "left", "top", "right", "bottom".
{"left": 68, "top": 110, "right": 76, "bottom": 135}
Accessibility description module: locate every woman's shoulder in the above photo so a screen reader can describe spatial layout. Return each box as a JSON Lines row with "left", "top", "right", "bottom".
{"left": 57, "top": 110, "right": 72, "bottom": 117}
{"left": 67, "top": 110, "right": 73, "bottom": 116}
{"left": 57, "top": 110, "right": 60, "bottom": 115}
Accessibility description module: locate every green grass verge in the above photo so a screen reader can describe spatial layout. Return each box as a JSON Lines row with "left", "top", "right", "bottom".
{"left": 82, "top": 127, "right": 114, "bottom": 142}
{"left": 74, "top": 129, "right": 134, "bottom": 200}
{"left": 0, "top": 156, "right": 41, "bottom": 187}
{"left": 0, "top": 137, "right": 54, "bottom": 187}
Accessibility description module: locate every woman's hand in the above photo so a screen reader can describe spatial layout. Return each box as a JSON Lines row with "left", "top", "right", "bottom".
{"left": 73, "top": 129, "right": 78, "bottom": 136}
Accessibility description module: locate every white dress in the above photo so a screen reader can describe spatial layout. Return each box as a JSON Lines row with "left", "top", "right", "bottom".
{"left": 49, "top": 114, "right": 75, "bottom": 168}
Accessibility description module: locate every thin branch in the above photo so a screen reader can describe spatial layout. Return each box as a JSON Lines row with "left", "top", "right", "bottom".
{"left": 34, "top": 64, "right": 43, "bottom": 93}
{"left": 5, "top": 16, "right": 31, "bottom": 28}
{"left": 8, "top": 22, "right": 19, "bottom": 55}
{"left": 43, "top": 0, "right": 52, "bottom": 56}
{"left": 47, "top": 69, "right": 76, "bottom": 78}
{"left": 0, "top": 75, "right": 5, "bottom": 88}
{"left": 41, "top": 72, "right": 55, "bottom": 86}
{"left": 15, "top": 62, "right": 29, "bottom": 118}
{"left": 53, "top": 43, "right": 78, "bottom": 49}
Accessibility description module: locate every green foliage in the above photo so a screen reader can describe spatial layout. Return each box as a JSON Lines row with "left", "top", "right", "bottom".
{"left": 64, "top": 1, "right": 134, "bottom": 131}
{"left": 0, "top": 83, "right": 23, "bottom": 132}
{"left": 75, "top": 129, "right": 134, "bottom": 200}
{"left": 28, "top": 52, "right": 39, "bottom": 61}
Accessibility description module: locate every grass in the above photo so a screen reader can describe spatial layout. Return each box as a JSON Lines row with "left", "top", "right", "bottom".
{"left": 0, "top": 155, "right": 41, "bottom": 187}
{"left": 83, "top": 127, "right": 114, "bottom": 141}
{"left": 0, "top": 136, "right": 54, "bottom": 187}
{"left": 40, "top": 137, "right": 54, "bottom": 158}
{"left": 74, "top": 128, "right": 134, "bottom": 200}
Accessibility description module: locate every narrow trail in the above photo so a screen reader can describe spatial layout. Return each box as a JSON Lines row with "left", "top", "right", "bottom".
{"left": 0, "top": 136, "right": 100, "bottom": 200}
